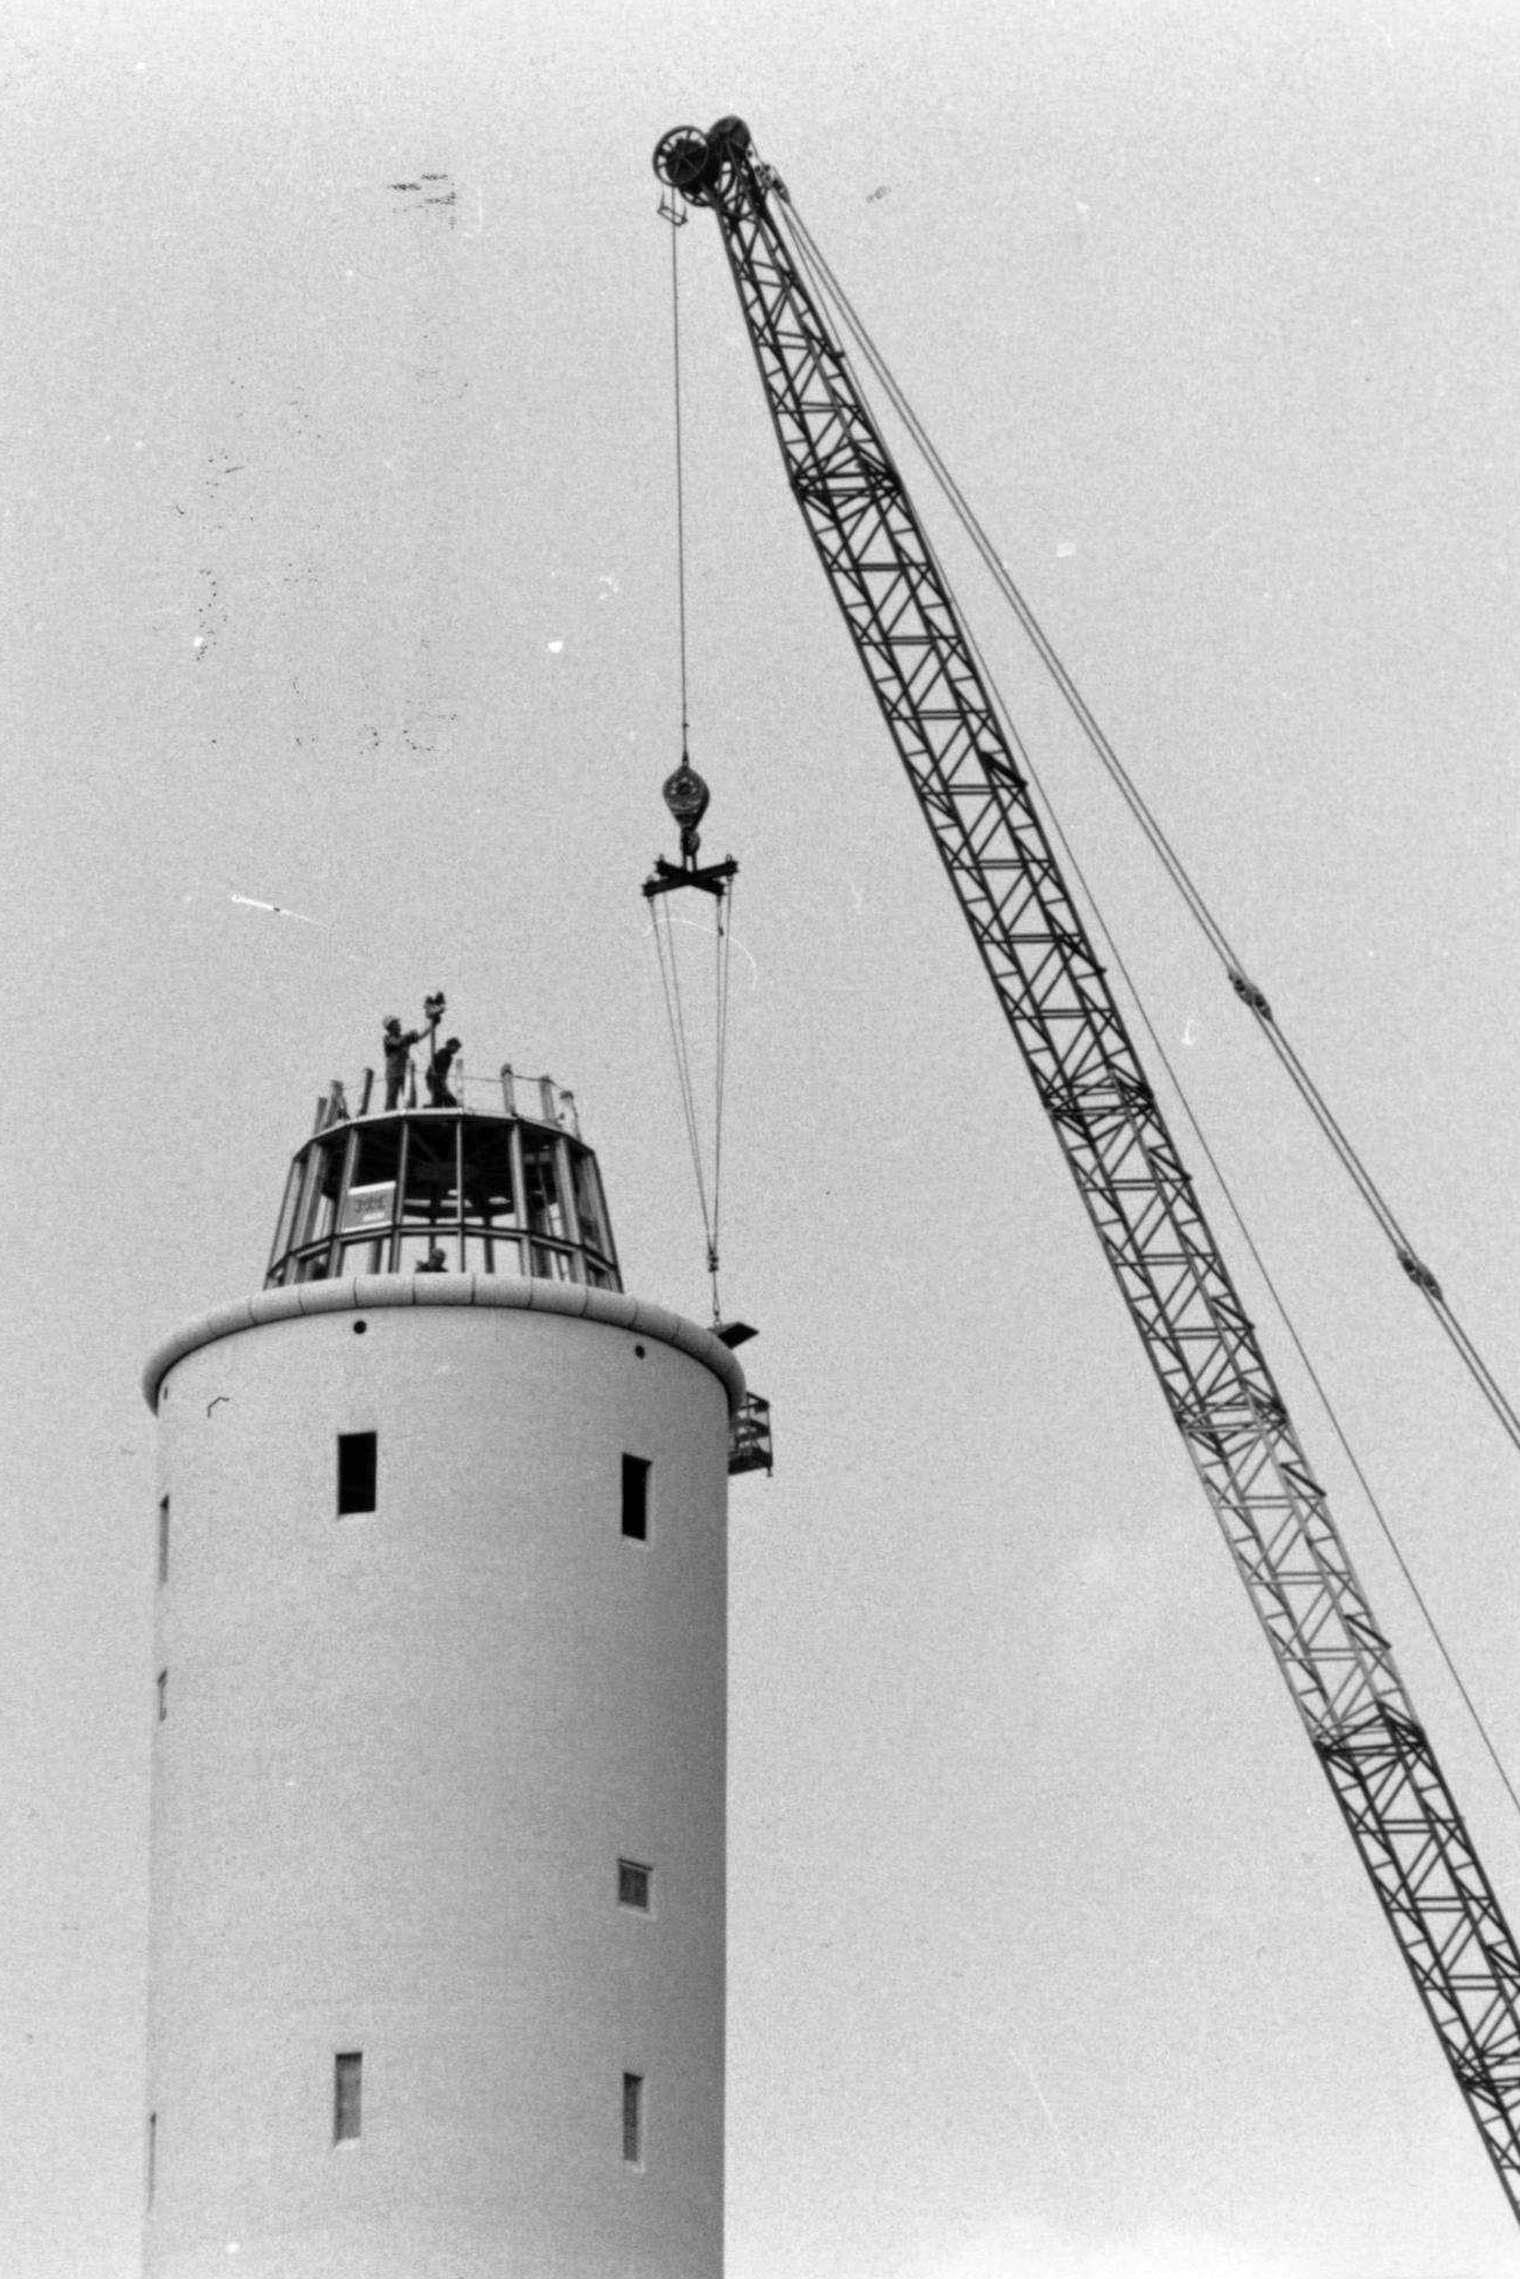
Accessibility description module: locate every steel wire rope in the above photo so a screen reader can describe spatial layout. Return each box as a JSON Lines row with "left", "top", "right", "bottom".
{"left": 929, "top": 432, "right": 1520, "bottom": 1808}
{"left": 656, "top": 194, "right": 727, "bottom": 1320}
{"left": 709, "top": 875, "right": 736, "bottom": 1316}
{"left": 651, "top": 897, "right": 714, "bottom": 1256}
{"left": 1049, "top": 802, "right": 1520, "bottom": 1825}
{"left": 669, "top": 204, "right": 692, "bottom": 753}
{"left": 779, "top": 194, "right": 1520, "bottom": 1462}
{"left": 775, "top": 201, "right": 1520, "bottom": 1822}
{"left": 1024, "top": 743, "right": 1520, "bottom": 1823}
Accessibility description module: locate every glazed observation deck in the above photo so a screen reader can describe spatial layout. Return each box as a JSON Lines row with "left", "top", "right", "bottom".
{"left": 266, "top": 1067, "right": 620, "bottom": 1291}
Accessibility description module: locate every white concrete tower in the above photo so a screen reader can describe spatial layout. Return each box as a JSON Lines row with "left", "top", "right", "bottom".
{"left": 141, "top": 1059, "right": 753, "bottom": 2279}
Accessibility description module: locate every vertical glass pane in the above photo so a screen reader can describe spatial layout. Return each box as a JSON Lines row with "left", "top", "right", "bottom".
{"left": 289, "top": 1136, "right": 346, "bottom": 1253}
{"left": 338, "top": 1234, "right": 386, "bottom": 1276}
{"left": 521, "top": 1134, "right": 567, "bottom": 1240}
{"left": 570, "top": 1147, "right": 610, "bottom": 1257}
{"left": 401, "top": 1118, "right": 460, "bottom": 1226}
{"left": 462, "top": 1121, "right": 515, "bottom": 1226}
{"left": 349, "top": 1126, "right": 397, "bottom": 1183}
{"left": 306, "top": 1135, "right": 346, "bottom": 1248}
{"left": 290, "top": 1146, "right": 326, "bottom": 1250}
{"left": 530, "top": 1242, "right": 576, "bottom": 1281}
{"left": 270, "top": 1158, "right": 304, "bottom": 1274}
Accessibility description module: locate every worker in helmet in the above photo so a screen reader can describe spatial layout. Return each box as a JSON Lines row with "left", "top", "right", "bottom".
{"left": 382, "top": 1016, "right": 424, "bottom": 1110}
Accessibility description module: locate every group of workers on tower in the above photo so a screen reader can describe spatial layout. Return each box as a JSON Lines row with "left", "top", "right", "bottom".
{"left": 379, "top": 995, "right": 458, "bottom": 1277}
{"left": 382, "top": 991, "right": 461, "bottom": 1111}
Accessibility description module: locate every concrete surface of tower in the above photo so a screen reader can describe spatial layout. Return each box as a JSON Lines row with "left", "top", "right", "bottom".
{"left": 140, "top": 1058, "right": 745, "bottom": 2278}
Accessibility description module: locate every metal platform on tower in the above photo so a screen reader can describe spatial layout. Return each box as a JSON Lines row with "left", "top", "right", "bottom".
{"left": 266, "top": 1064, "right": 621, "bottom": 1291}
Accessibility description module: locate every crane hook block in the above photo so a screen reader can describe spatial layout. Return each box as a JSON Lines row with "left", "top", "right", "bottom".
{"left": 642, "top": 755, "right": 737, "bottom": 904}
{"left": 663, "top": 759, "right": 711, "bottom": 860}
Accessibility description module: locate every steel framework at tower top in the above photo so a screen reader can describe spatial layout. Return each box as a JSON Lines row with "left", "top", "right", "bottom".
{"left": 652, "top": 113, "right": 1520, "bottom": 2218}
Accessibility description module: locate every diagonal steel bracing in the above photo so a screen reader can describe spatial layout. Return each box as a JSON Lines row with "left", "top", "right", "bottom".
{"left": 653, "top": 116, "right": 1520, "bottom": 2216}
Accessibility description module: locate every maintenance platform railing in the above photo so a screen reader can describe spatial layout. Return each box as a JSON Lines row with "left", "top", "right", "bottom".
{"left": 313, "top": 1064, "right": 581, "bottom": 1136}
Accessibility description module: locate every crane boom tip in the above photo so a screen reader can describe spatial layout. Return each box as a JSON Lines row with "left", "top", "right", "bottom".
{"left": 653, "top": 117, "right": 754, "bottom": 206}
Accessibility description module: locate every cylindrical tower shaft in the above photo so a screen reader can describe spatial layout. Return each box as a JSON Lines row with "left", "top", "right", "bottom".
{"left": 142, "top": 1259, "right": 739, "bottom": 2278}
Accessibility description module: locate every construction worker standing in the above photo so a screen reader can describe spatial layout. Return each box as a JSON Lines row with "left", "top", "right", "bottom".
{"left": 382, "top": 1016, "right": 424, "bottom": 1110}
{"left": 427, "top": 1036, "right": 462, "bottom": 1108}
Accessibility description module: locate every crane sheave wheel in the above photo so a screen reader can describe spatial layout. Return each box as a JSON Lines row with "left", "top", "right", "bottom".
{"left": 653, "top": 127, "right": 712, "bottom": 198}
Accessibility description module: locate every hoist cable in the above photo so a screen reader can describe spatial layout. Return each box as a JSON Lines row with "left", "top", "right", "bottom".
{"left": 709, "top": 876, "right": 736, "bottom": 1310}
{"left": 651, "top": 899, "right": 713, "bottom": 1254}
{"left": 654, "top": 902, "right": 712, "bottom": 1245}
{"left": 780, "top": 193, "right": 1520, "bottom": 1462}
{"left": 668, "top": 205, "right": 692, "bottom": 751}
{"left": 663, "top": 206, "right": 737, "bottom": 1316}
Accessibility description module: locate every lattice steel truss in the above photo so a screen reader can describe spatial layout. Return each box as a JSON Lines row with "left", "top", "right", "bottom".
{"left": 653, "top": 115, "right": 1520, "bottom": 2214}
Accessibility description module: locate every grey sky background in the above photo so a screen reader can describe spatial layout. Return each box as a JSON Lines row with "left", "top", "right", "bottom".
{"left": 4, "top": 0, "right": 1519, "bottom": 2271}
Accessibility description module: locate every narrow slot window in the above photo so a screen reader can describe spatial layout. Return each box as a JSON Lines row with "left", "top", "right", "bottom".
{"left": 157, "top": 1496, "right": 170, "bottom": 1585}
{"left": 146, "top": 2111, "right": 157, "bottom": 2208}
{"left": 618, "top": 1858, "right": 651, "bottom": 1911}
{"left": 622, "top": 2072, "right": 644, "bottom": 2167}
{"left": 333, "top": 2051, "right": 363, "bottom": 2143}
{"left": 337, "top": 1432, "right": 377, "bottom": 1516}
{"left": 156, "top": 1670, "right": 168, "bottom": 1724}
{"left": 620, "top": 1454, "right": 650, "bottom": 1542}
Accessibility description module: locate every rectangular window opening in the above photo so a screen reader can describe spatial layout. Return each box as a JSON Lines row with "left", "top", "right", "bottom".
{"left": 618, "top": 1858, "right": 651, "bottom": 1911}
{"left": 620, "top": 1454, "right": 650, "bottom": 1542}
{"left": 337, "top": 1432, "right": 377, "bottom": 1517}
{"left": 333, "top": 2051, "right": 363, "bottom": 2143}
{"left": 157, "top": 1496, "right": 170, "bottom": 1585}
{"left": 622, "top": 2071, "right": 644, "bottom": 2167}
{"left": 156, "top": 1670, "right": 167, "bottom": 1724}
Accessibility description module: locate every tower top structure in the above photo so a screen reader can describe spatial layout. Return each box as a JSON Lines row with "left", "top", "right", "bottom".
{"left": 142, "top": 1030, "right": 769, "bottom": 1472}
{"left": 140, "top": 1018, "right": 738, "bottom": 2277}
{"left": 266, "top": 1059, "right": 619, "bottom": 1292}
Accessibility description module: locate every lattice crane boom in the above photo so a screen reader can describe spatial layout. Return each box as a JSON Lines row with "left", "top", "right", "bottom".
{"left": 653, "top": 114, "right": 1520, "bottom": 2216}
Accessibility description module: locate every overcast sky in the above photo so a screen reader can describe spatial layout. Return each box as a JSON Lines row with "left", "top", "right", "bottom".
{"left": 4, "top": 1, "right": 1520, "bottom": 2272}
